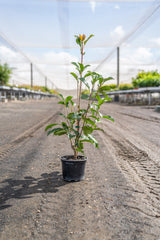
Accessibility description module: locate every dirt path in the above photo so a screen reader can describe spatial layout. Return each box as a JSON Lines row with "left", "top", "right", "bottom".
{"left": 0, "top": 101, "right": 160, "bottom": 240}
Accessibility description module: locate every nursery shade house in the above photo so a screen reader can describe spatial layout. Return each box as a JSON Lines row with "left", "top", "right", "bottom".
{"left": 0, "top": 0, "right": 160, "bottom": 90}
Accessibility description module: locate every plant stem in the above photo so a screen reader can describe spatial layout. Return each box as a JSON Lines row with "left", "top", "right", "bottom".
{"left": 74, "top": 41, "right": 84, "bottom": 159}
{"left": 77, "top": 79, "right": 79, "bottom": 113}
{"left": 74, "top": 150, "right": 78, "bottom": 159}
{"left": 78, "top": 84, "right": 94, "bottom": 139}
{"left": 78, "top": 42, "right": 84, "bottom": 111}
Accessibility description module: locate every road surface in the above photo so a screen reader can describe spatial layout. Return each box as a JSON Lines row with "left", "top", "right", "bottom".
{"left": 0, "top": 100, "right": 160, "bottom": 240}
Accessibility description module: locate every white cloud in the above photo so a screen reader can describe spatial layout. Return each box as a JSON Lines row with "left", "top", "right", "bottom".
{"left": 0, "top": 45, "right": 157, "bottom": 89}
{"left": 150, "top": 38, "right": 160, "bottom": 47}
{"left": 89, "top": 1, "right": 96, "bottom": 13}
{"left": 27, "top": 51, "right": 78, "bottom": 89}
{"left": 43, "top": 51, "right": 77, "bottom": 65}
{"left": 0, "top": 45, "right": 79, "bottom": 89}
{"left": 95, "top": 47, "right": 155, "bottom": 85}
{"left": 132, "top": 47, "right": 153, "bottom": 63}
{"left": 0, "top": 45, "right": 16, "bottom": 59}
{"left": 110, "top": 26, "right": 125, "bottom": 43}
{"left": 114, "top": 4, "right": 120, "bottom": 9}
{"left": 0, "top": 45, "right": 25, "bottom": 62}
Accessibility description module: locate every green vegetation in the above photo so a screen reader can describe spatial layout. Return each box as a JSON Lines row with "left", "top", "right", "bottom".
{"left": 18, "top": 85, "right": 57, "bottom": 94}
{"left": 98, "top": 71, "right": 160, "bottom": 92}
{"left": 0, "top": 63, "right": 12, "bottom": 85}
{"left": 0, "top": 63, "right": 57, "bottom": 95}
{"left": 119, "top": 83, "right": 133, "bottom": 90}
{"left": 100, "top": 84, "right": 117, "bottom": 91}
{"left": 16, "top": 85, "right": 57, "bottom": 94}
{"left": 132, "top": 70, "right": 160, "bottom": 88}
{"left": 45, "top": 34, "right": 114, "bottom": 159}
{"left": 107, "top": 84, "right": 117, "bottom": 90}
{"left": 81, "top": 89, "right": 90, "bottom": 95}
{"left": 1, "top": 82, "right": 57, "bottom": 95}
{"left": 81, "top": 84, "right": 117, "bottom": 95}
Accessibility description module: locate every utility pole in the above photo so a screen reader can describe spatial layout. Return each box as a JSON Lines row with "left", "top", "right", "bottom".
{"left": 31, "top": 63, "right": 33, "bottom": 88}
{"left": 45, "top": 77, "right": 47, "bottom": 88}
{"left": 117, "top": 46, "right": 120, "bottom": 88}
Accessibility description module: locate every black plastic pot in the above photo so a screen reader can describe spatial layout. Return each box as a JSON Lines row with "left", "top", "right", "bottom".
{"left": 61, "top": 155, "right": 87, "bottom": 182}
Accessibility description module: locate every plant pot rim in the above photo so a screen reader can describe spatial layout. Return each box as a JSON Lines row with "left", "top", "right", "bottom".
{"left": 60, "top": 155, "right": 87, "bottom": 162}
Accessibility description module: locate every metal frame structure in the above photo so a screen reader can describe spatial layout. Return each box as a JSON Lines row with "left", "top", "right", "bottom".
{"left": 0, "top": 85, "right": 55, "bottom": 102}
{"left": 107, "top": 87, "right": 160, "bottom": 105}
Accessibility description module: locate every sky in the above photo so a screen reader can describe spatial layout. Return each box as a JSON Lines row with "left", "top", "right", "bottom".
{"left": 0, "top": 0, "right": 160, "bottom": 89}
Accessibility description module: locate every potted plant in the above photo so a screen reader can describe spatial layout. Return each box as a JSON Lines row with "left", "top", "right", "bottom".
{"left": 45, "top": 34, "right": 114, "bottom": 181}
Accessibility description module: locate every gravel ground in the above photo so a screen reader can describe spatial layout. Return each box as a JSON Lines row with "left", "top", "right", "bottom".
{"left": 0, "top": 100, "right": 160, "bottom": 240}
{"left": 0, "top": 99, "right": 60, "bottom": 146}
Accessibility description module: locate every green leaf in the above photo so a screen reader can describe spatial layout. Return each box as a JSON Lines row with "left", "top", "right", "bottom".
{"left": 81, "top": 93, "right": 89, "bottom": 100}
{"left": 78, "top": 63, "right": 90, "bottom": 74}
{"left": 100, "top": 93, "right": 111, "bottom": 102}
{"left": 75, "top": 148, "right": 84, "bottom": 154}
{"left": 58, "top": 93, "right": 64, "bottom": 100}
{"left": 79, "top": 108, "right": 87, "bottom": 114}
{"left": 59, "top": 113, "right": 66, "bottom": 119}
{"left": 88, "top": 134, "right": 99, "bottom": 148}
{"left": 84, "top": 34, "right": 94, "bottom": 45}
{"left": 74, "top": 35, "right": 81, "bottom": 47}
{"left": 103, "top": 77, "right": 113, "bottom": 82}
{"left": 99, "top": 112, "right": 103, "bottom": 118}
{"left": 68, "top": 133, "right": 76, "bottom": 139}
{"left": 47, "top": 127, "right": 63, "bottom": 136}
{"left": 58, "top": 101, "right": 64, "bottom": 105}
{"left": 94, "top": 127, "right": 104, "bottom": 132}
{"left": 83, "top": 125, "right": 94, "bottom": 135}
{"left": 99, "top": 77, "right": 104, "bottom": 85}
{"left": 78, "top": 63, "right": 84, "bottom": 73}
{"left": 79, "top": 77, "right": 90, "bottom": 89}
{"left": 70, "top": 72, "right": 78, "bottom": 81}
{"left": 70, "top": 100, "right": 74, "bottom": 106}
{"left": 71, "top": 62, "right": 79, "bottom": 68}
{"left": 45, "top": 123, "right": 58, "bottom": 131}
{"left": 73, "top": 129, "right": 79, "bottom": 136}
{"left": 88, "top": 115, "right": 100, "bottom": 121}
{"left": 92, "top": 75, "right": 100, "bottom": 85}
{"left": 98, "top": 85, "right": 111, "bottom": 92}
{"left": 75, "top": 141, "right": 84, "bottom": 153}
{"left": 84, "top": 72, "right": 92, "bottom": 78}
{"left": 91, "top": 102, "right": 99, "bottom": 111}
{"left": 65, "top": 95, "right": 72, "bottom": 102}
{"left": 54, "top": 129, "right": 67, "bottom": 136}
{"left": 76, "top": 38, "right": 81, "bottom": 47}
{"left": 103, "top": 115, "right": 114, "bottom": 122}
{"left": 96, "top": 94, "right": 101, "bottom": 102}
{"left": 79, "top": 141, "right": 84, "bottom": 149}
{"left": 83, "top": 64, "right": 90, "bottom": 70}
{"left": 84, "top": 118, "right": 96, "bottom": 127}
{"left": 65, "top": 96, "right": 73, "bottom": 107}
{"left": 95, "top": 95, "right": 108, "bottom": 107}
{"left": 67, "top": 112, "right": 82, "bottom": 120}
{"left": 61, "top": 122, "right": 68, "bottom": 130}
{"left": 80, "top": 134, "right": 99, "bottom": 149}
{"left": 90, "top": 108, "right": 99, "bottom": 116}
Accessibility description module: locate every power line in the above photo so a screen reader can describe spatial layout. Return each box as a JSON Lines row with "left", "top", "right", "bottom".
{"left": 0, "top": 31, "right": 58, "bottom": 89}
{"left": 57, "top": 0, "right": 71, "bottom": 89}
{"left": 38, "top": 0, "right": 155, "bottom": 2}
{"left": 15, "top": 44, "right": 160, "bottom": 49}
{"left": 95, "top": 0, "right": 160, "bottom": 71}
